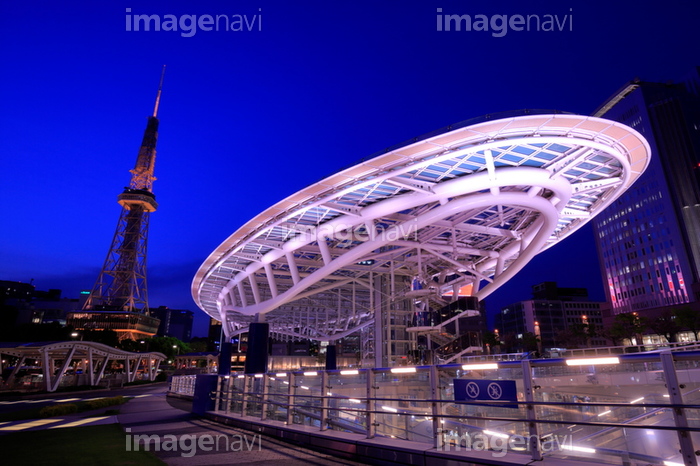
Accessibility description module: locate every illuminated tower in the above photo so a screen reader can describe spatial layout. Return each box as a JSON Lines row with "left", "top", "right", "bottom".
{"left": 70, "top": 68, "right": 165, "bottom": 340}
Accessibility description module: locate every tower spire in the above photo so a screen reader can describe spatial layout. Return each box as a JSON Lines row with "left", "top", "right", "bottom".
{"left": 153, "top": 65, "right": 166, "bottom": 118}
{"left": 72, "top": 69, "right": 166, "bottom": 340}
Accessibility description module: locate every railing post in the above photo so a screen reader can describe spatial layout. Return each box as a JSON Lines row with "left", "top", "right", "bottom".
{"left": 214, "top": 376, "right": 224, "bottom": 412}
{"left": 661, "top": 351, "right": 698, "bottom": 466}
{"left": 225, "top": 375, "right": 233, "bottom": 414}
{"left": 321, "top": 370, "right": 329, "bottom": 431}
{"left": 366, "top": 368, "right": 376, "bottom": 439}
{"left": 286, "top": 373, "right": 295, "bottom": 425}
{"left": 521, "top": 360, "right": 541, "bottom": 461}
{"left": 430, "top": 365, "right": 443, "bottom": 449}
{"left": 241, "top": 375, "right": 250, "bottom": 416}
{"left": 261, "top": 374, "right": 270, "bottom": 420}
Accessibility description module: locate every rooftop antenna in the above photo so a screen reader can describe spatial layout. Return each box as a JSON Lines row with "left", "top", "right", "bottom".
{"left": 153, "top": 65, "right": 166, "bottom": 118}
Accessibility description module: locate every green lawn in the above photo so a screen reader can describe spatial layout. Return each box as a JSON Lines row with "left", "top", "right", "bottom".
{"left": 0, "top": 424, "right": 164, "bottom": 465}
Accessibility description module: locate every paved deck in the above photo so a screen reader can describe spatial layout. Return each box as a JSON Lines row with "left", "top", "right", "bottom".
{"left": 119, "top": 390, "right": 369, "bottom": 465}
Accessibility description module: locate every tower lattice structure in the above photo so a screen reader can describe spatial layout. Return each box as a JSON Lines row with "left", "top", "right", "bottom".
{"left": 76, "top": 68, "right": 165, "bottom": 340}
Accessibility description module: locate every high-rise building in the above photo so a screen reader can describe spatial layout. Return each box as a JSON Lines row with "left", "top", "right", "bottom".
{"left": 495, "top": 282, "right": 608, "bottom": 351}
{"left": 152, "top": 306, "right": 194, "bottom": 342}
{"left": 592, "top": 68, "right": 700, "bottom": 318}
{"left": 68, "top": 68, "right": 166, "bottom": 340}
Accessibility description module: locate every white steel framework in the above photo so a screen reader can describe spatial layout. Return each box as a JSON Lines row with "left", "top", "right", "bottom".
{"left": 193, "top": 112, "right": 651, "bottom": 345}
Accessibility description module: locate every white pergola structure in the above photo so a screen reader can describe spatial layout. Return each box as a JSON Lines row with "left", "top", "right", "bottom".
{"left": 0, "top": 341, "right": 166, "bottom": 392}
{"left": 193, "top": 112, "right": 651, "bottom": 365}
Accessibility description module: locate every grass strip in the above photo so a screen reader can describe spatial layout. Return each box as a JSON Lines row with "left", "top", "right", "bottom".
{"left": 0, "top": 423, "right": 164, "bottom": 465}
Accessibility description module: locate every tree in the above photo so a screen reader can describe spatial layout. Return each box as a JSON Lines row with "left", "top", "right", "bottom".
{"left": 673, "top": 307, "right": 700, "bottom": 341}
{"left": 647, "top": 311, "right": 681, "bottom": 343}
{"left": 520, "top": 332, "right": 540, "bottom": 353}
{"left": 604, "top": 313, "right": 647, "bottom": 347}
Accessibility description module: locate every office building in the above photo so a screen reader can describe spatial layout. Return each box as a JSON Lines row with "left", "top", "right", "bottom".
{"left": 592, "top": 68, "right": 700, "bottom": 318}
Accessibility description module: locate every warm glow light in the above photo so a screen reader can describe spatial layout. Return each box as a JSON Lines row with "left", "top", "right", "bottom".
{"left": 462, "top": 363, "right": 498, "bottom": 370}
{"left": 483, "top": 430, "right": 509, "bottom": 439}
{"left": 565, "top": 357, "right": 619, "bottom": 366}
{"left": 237, "top": 375, "right": 244, "bottom": 378}
{"left": 254, "top": 374, "right": 263, "bottom": 378}
{"left": 664, "top": 461, "right": 684, "bottom": 466}
{"left": 300, "top": 385, "right": 309, "bottom": 390}
{"left": 597, "top": 410, "right": 612, "bottom": 417}
{"left": 303, "top": 371, "right": 318, "bottom": 376}
{"left": 382, "top": 406, "right": 398, "bottom": 412}
{"left": 275, "top": 373, "right": 287, "bottom": 377}
{"left": 348, "top": 398, "right": 362, "bottom": 403}
{"left": 340, "top": 370, "right": 359, "bottom": 375}
{"left": 390, "top": 367, "right": 416, "bottom": 374}
{"left": 630, "top": 397, "right": 644, "bottom": 404}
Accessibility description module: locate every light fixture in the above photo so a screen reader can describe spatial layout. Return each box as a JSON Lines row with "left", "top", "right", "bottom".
{"left": 390, "top": 367, "right": 416, "bottom": 374}
{"left": 565, "top": 357, "right": 619, "bottom": 366}
{"left": 340, "top": 370, "right": 359, "bottom": 375}
{"left": 462, "top": 363, "right": 498, "bottom": 370}
{"left": 303, "top": 371, "right": 318, "bottom": 376}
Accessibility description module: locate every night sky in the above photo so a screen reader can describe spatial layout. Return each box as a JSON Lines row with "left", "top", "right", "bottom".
{"left": 2, "top": 1, "right": 699, "bottom": 337}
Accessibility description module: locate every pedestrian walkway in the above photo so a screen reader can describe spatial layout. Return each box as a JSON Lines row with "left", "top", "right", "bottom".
{"left": 119, "top": 389, "right": 369, "bottom": 465}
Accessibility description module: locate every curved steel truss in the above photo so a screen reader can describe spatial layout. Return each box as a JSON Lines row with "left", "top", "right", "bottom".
{"left": 193, "top": 113, "right": 650, "bottom": 341}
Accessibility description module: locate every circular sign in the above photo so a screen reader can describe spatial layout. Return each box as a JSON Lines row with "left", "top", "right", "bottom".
{"left": 466, "top": 382, "right": 480, "bottom": 398}
{"left": 487, "top": 382, "right": 503, "bottom": 400}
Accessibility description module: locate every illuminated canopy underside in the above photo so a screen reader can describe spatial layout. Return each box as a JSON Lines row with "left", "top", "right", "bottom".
{"left": 193, "top": 113, "right": 650, "bottom": 341}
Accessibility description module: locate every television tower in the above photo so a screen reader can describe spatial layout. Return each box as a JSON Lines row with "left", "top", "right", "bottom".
{"left": 74, "top": 67, "right": 165, "bottom": 340}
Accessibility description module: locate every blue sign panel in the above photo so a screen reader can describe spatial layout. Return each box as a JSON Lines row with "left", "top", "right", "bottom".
{"left": 453, "top": 379, "right": 518, "bottom": 409}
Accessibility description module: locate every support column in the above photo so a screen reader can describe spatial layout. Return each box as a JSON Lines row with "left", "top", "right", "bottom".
{"left": 661, "top": 351, "right": 698, "bottom": 466}
{"left": 325, "top": 344, "right": 337, "bottom": 371}
{"left": 219, "top": 340, "right": 232, "bottom": 376}
{"left": 521, "top": 360, "right": 542, "bottom": 461}
{"left": 245, "top": 320, "right": 269, "bottom": 374}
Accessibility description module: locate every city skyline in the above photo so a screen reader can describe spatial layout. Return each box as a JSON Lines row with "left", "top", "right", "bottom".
{"left": 2, "top": 1, "right": 699, "bottom": 336}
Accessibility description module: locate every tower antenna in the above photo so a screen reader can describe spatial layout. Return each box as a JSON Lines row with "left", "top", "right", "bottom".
{"left": 153, "top": 65, "right": 166, "bottom": 118}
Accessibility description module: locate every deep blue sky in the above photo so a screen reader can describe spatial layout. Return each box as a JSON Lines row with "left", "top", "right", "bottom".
{"left": 1, "top": 1, "right": 699, "bottom": 337}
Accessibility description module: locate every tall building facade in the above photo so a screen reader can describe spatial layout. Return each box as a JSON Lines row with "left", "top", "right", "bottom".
{"left": 152, "top": 306, "right": 194, "bottom": 342}
{"left": 495, "top": 282, "right": 607, "bottom": 351}
{"left": 592, "top": 68, "right": 700, "bottom": 316}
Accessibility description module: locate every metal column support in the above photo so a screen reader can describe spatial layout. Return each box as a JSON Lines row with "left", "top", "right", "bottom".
{"left": 521, "top": 360, "right": 542, "bottom": 461}
{"left": 321, "top": 371, "right": 329, "bottom": 430}
{"left": 430, "top": 365, "right": 443, "bottom": 449}
{"left": 661, "top": 351, "right": 698, "bottom": 466}
{"left": 366, "top": 369, "right": 376, "bottom": 439}
{"left": 225, "top": 376, "right": 233, "bottom": 415}
{"left": 237, "top": 282, "right": 248, "bottom": 307}
{"left": 317, "top": 237, "right": 332, "bottom": 265}
{"left": 260, "top": 375, "right": 270, "bottom": 420}
{"left": 286, "top": 373, "right": 296, "bottom": 425}
{"left": 249, "top": 274, "right": 261, "bottom": 305}
{"left": 241, "top": 375, "right": 251, "bottom": 416}
{"left": 286, "top": 252, "right": 301, "bottom": 285}
{"left": 264, "top": 264, "right": 278, "bottom": 298}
